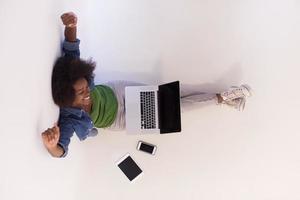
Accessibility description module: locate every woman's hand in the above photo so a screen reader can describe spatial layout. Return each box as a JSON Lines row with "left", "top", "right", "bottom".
{"left": 61, "top": 12, "right": 78, "bottom": 42}
{"left": 42, "top": 123, "right": 60, "bottom": 150}
{"left": 61, "top": 12, "right": 77, "bottom": 28}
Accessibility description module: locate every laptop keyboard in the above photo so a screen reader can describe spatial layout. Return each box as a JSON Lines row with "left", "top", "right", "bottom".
{"left": 140, "top": 91, "right": 156, "bottom": 129}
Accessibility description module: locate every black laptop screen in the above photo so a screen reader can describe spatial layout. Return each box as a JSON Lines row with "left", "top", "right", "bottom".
{"left": 158, "top": 81, "right": 181, "bottom": 133}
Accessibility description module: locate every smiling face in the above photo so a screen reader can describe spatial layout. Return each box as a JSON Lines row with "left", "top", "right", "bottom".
{"left": 72, "top": 78, "right": 91, "bottom": 108}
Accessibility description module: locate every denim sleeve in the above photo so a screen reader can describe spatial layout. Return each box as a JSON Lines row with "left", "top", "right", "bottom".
{"left": 58, "top": 123, "right": 74, "bottom": 158}
{"left": 62, "top": 39, "right": 80, "bottom": 58}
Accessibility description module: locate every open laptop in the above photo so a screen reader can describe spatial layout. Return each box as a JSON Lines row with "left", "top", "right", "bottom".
{"left": 125, "top": 81, "right": 181, "bottom": 134}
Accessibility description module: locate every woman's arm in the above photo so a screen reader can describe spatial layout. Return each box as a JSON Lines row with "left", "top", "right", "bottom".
{"left": 46, "top": 145, "right": 64, "bottom": 158}
{"left": 61, "top": 12, "right": 80, "bottom": 58}
{"left": 61, "top": 12, "right": 77, "bottom": 42}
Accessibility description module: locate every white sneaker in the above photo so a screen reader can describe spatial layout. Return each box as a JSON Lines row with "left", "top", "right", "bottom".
{"left": 224, "top": 97, "right": 246, "bottom": 111}
{"left": 221, "top": 84, "right": 252, "bottom": 101}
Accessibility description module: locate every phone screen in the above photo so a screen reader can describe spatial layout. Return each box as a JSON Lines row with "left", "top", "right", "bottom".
{"left": 140, "top": 143, "right": 155, "bottom": 153}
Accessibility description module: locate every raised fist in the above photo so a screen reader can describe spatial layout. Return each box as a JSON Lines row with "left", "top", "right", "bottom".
{"left": 41, "top": 123, "right": 60, "bottom": 150}
{"left": 61, "top": 12, "right": 77, "bottom": 28}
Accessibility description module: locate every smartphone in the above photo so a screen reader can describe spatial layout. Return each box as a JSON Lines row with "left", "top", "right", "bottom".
{"left": 137, "top": 141, "right": 157, "bottom": 155}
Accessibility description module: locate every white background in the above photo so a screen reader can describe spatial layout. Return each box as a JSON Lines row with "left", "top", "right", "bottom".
{"left": 0, "top": 0, "right": 300, "bottom": 199}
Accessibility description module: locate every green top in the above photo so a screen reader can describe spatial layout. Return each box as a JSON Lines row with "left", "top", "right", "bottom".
{"left": 90, "top": 85, "right": 118, "bottom": 128}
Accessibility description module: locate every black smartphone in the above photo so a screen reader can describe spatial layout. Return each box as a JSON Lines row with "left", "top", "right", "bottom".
{"left": 137, "top": 141, "right": 157, "bottom": 155}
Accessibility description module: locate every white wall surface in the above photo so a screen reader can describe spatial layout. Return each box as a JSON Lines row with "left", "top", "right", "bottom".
{"left": 1, "top": 0, "right": 300, "bottom": 199}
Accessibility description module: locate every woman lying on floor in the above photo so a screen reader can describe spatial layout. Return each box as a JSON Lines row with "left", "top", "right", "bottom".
{"left": 41, "top": 12, "right": 252, "bottom": 158}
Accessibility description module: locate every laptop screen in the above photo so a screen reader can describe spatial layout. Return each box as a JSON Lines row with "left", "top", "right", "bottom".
{"left": 158, "top": 81, "right": 181, "bottom": 133}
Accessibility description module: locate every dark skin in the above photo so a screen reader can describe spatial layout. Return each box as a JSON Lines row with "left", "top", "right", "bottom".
{"left": 41, "top": 12, "right": 91, "bottom": 158}
{"left": 72, "top": 77, "right": 92, "bottom": 113}
{"left": 61, "top": 12, "right": 77, "bottom": 42}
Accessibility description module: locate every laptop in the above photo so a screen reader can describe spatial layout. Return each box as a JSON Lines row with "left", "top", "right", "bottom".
{"left": 125, "top": 81, "right": 181, "bottom": 134}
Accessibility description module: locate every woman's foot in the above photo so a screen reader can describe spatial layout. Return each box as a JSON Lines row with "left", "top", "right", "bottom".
{"left": 217, "top": 84, "right": 253, "bottom": 111}
{"left": 221, "top": 84, "right": 252, "bottom": 101}
{"left": 224, "top": 97, "right": 246, "bottom": 111}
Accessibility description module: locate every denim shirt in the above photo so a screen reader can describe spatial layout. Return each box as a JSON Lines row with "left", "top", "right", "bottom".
{"left": 57, "top": 39, "right": 98, "bottom": 157}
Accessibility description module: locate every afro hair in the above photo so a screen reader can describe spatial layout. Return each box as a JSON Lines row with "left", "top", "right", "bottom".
{"left": 51, "top": 57, "right": 96, "bottom": 107}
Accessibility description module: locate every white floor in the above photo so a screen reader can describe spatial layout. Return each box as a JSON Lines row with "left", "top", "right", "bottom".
{"left": 1, "top": 0, "right": 300, "bottom": 199}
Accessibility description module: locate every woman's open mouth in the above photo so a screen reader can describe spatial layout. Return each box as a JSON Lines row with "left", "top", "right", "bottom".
{"left": 83, "top": 96, "right": 90, "bottom": 100}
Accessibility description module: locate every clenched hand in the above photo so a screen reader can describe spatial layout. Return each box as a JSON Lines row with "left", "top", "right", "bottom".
{"left": 42, "top": 123, "right": 60, "bottom": 150}
{"left": 61, "top": 12, "right": 77, "bottom": 28}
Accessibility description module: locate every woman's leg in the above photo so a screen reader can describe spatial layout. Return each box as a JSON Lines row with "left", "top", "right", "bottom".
{"left": 180, "top": 84, "right": 220, "bottom": 112}
{"left": 104, "top": 81, "right": 253, "bottom": 130}
{"left": 180, "top": 83, "right": 253, "bottom": 112}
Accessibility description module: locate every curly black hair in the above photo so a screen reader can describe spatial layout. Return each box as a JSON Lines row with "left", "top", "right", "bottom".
{"left": 51, "top": 57, "right": 96, "bottom": 107}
